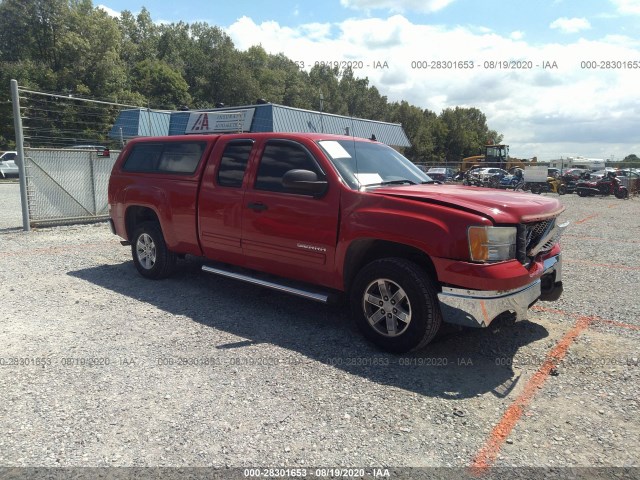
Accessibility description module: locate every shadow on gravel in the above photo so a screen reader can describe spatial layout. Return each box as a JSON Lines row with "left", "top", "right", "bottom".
{"left": 0, "top": 226, "right": 23, "bottom": 233}
{"left": 69, "top": 258, "right": 550, "bottom": 400}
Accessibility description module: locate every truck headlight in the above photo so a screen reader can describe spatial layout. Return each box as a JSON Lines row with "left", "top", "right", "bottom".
{"left": 468, "top": 226, "right": 517, "bottom": 262}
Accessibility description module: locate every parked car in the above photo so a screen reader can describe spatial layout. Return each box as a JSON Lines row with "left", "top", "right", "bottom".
{"left": 615, "top": 169, "right": 639, "bottom": 178}
{"left": 426, "top": 167, "right": 455, "bottom": 183}
{"left": 67, "top": 145, "right": 111, "bottom": 157}
{"left": 589, "top": 170, "right": 611, "bottom": 181}
{"left": 474, "top": 167, "right": 508, "bottom": 187}
{"left": 475, "top": 167, "right": 508, "bottom": 180}
{"left": 562, "top": 168, "right": 589, "bottom": 180}
{"left": 0, "top": 151, "right": 19, "bottom": 178}
{"left": 499, "top": 169, "right": 524, "bottom": 189}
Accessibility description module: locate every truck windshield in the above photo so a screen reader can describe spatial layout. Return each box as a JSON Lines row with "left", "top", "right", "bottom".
{"left": 317, "top": 139, "right": 432, "bottom": 190}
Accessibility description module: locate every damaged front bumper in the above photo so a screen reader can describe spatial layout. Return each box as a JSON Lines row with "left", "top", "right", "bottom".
{"left": 437, "top": 254, "right": 562, "bottom": 328}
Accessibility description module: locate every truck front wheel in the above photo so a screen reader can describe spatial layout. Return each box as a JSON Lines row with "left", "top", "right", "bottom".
{"left": 350, "top": 258, "right": 442, "bottom": 353}
{"left": 131, "top": 222, "right": 176, "bottom": 279}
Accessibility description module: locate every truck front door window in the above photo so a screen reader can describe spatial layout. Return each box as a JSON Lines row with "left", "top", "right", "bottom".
{"left": 255, "top": 142, "right": 324, "bottom": 194}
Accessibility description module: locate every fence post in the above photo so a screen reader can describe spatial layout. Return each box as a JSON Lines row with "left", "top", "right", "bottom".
{"left": 89, "top": 152, "right": 97, "bottom": 215}
{"left": 11, "top": 79, "right": 30, "bottom": 231}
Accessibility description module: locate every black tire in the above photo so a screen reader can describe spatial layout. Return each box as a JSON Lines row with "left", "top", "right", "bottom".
{"left": 530, "top": 184, "right": 541, "bottom": 194}
{"left": 577, "top": 188, "right": 588, "bottom": 197}
{"left": 615, "top": 188, "right": 628, "bottom": 199}
{"left": 558, "top": 185, "right": 567, "bottom": 195}
{"left": 131, "top": 221, "right": 177, "bottom": 279}
{"left": 350, "top": 258, "right": 442, "bottom": 353}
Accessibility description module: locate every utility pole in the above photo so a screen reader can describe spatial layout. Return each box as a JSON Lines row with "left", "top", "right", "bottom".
{"left": 319, "top": 91, "right": 324, "bottom": 133}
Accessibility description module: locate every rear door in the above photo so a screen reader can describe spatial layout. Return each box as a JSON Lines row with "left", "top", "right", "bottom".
{"left": 197, "top": 138, "right": 256, "bottom": 264}
{"left": 241, "top": 138, "right": 340, "bottom": 287}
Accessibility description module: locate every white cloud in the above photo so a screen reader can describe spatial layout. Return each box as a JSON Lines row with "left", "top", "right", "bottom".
{"left": 97, "top": 4, "right": 119, "bottom": 17}
{"left": 510, "top": 31, "right": 525, "bottom": 40}
{"left": 610, "top": 0, "right": 640, "bottom": 14}
{"left": 300, "top": 23, "right": 333, "bottom": 41}
{"left": 549, "top": 17, "right": 591, "bottom": 34}
{"left": 340, "top": 0, "right": 456, "bottom": 14}
{"left": 225, "top": 15, "right": 640, "bottom": 160}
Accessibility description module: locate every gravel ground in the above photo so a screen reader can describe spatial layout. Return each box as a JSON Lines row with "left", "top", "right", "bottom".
{"left": 0, "top": 182, "right": 638, "bottom": 476}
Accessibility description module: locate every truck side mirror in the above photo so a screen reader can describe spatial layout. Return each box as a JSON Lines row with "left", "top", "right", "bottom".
{"left": 282, "top": 169, "right": 328, "bottom": 197}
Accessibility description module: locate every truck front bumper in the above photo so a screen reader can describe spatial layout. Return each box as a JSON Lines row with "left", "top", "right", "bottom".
{"left": 437, "top": 254, "right": 562, "bottom": 328}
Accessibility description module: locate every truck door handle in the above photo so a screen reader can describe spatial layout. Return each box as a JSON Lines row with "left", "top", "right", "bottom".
{"left": 247, "top": 202, "right": 268, "bottom": 212}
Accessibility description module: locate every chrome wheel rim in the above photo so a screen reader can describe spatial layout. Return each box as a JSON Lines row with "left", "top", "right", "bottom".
{"left": 362, "top": 278, "right": 411, "bottom": 337}
{"left": 136, "top": 233, "right": 156, "bottom": 270}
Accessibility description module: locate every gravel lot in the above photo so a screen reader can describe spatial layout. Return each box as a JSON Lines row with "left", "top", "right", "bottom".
{"left": 0, "top": 181, "right": 638, "bottom": 477}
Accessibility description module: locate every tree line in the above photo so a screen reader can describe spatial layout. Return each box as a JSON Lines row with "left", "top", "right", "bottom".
{"left": 10, "top": 0, "right": 630, "bottom": 167}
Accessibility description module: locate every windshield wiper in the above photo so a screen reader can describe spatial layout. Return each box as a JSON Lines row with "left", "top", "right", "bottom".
{"left": 364, "top": 179, "right": 417, "bottom": 187}
{"left": 420, "top": 180, "right": 440, "bottom": 184}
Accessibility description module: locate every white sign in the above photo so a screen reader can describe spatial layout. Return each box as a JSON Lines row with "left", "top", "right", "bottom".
{"left": 319, "top": 140, "right": 352, "bottom": 159}
{"left": 523, "top": 166, "right": 548, "bottom": 183}
{"left": 185, "top": 109, "right": 255, "bottom": 134}
{"left": 355, "top": 173, "right": 383, "bottom": 186}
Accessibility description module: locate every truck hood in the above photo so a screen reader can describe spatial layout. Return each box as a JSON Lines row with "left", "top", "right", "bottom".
{"left": 371, "top": 184, "right": 564, "bottom": 224}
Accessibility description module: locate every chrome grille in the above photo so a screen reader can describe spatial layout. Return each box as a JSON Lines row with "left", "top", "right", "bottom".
{"left": 518, "top": 218, "right": 564, "bottom": 264}
{"left": 525, "top": 219, "right": 554, "bottom": 252}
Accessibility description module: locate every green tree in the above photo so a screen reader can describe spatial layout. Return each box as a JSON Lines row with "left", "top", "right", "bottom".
{"left": 117, "top": 8, "right": 158, "bottom": 66}
{"left": 0, "top": 0, "right": 69, "bottom": 69}
{"left": 339, "top": 67, "right": 371, "bottom": 117}
{"left": 387, "top": 102, "right": 447, "bottom": 163}
{"left": 58, "top": 0, "right": 126, "bottom": 96}
{"left": 132, "top": 59, "right": 191, "bottom": 109}
{"left": 439, "top": 107, "right": 503, "bottom": 162}
{"left": 0, "top": 1, "right": 503, "bottom": 154}
{"left": 621, "top": 154, "right": 640, "bottom": 168}
{"left": 307, "top": 64, "right": 343, "bottom": 114}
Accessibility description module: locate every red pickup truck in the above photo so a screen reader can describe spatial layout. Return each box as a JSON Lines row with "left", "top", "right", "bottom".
{"left": 108, "top": 133, "right": 567, "bottom": 353}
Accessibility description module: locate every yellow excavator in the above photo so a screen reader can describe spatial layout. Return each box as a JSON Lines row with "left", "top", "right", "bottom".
{"left": 461, "top": 144, "right": 534, "bottom": 172}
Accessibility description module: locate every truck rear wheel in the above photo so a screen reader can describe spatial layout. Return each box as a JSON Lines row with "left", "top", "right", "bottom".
{"left": 131, "top": 222, "right": 176, "bottom": 279}
{"left": 350, "top": 258, "right": 442, "bottom": 353}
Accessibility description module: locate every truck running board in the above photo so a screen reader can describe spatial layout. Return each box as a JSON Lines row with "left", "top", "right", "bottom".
{"left": 201, "top": 264, "right": 334, "bottom": 304}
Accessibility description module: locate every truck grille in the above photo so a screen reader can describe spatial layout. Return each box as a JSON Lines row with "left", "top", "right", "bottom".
{"left": 517, "top": 218, "right": 562, "bottom": 265}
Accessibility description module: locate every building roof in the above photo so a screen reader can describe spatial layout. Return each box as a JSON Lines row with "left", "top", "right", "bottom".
{"left": 109, "top": 103, "right": 410, "bottom": 148}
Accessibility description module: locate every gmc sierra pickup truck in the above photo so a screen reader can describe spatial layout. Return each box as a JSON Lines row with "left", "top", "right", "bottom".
{"left": 108, "top": 133, "right": 567, "bottom": 353}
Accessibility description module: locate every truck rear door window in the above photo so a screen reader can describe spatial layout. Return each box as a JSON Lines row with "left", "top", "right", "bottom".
{"left": 123, "top": 142, "right": 206, "bottom": 174}
{"left": 254, "top": 141, "right": 324, "bottom": 193}
{"left": 217, "top": 141, "right": 254, "bottom": 187}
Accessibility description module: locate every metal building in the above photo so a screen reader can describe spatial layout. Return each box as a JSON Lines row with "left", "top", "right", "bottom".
{"left": 109, "top": 103, "right": 410, "bottom": 148}
{"left": 108, "top": 109, "right": 172, "bottom": 141}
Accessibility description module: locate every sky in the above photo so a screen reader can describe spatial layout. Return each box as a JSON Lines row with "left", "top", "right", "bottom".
{"left": 96, "top": 0, "right": 640, "bottom": 161}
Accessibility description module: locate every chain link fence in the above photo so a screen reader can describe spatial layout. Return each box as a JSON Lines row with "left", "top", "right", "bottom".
{"left": 9, "top": 80, "right": 168, "bottom": 230}
{"left": 24, "top": 148, "right": 118, "bottom": 226}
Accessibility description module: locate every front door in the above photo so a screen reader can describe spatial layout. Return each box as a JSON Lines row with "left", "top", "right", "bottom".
{"left": 242, "top": 139, "right": 340, "bottom": 287}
